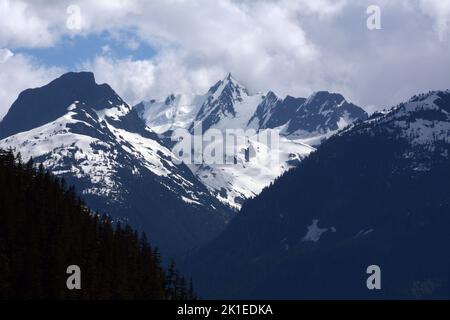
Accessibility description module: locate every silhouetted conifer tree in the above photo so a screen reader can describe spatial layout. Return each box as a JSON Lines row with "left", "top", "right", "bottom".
{"left": 0, "top": 150, "right": 193, "bottom": 300}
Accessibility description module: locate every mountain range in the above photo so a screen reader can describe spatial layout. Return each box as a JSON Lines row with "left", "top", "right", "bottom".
{"left": 1, "top": 70, "right": 449, "bottom": 299}
{"left": 0, "top": 72, "right": 367, "bottom": 257}
{"left": 137, "top": 73, "right": 368, "bottom": 209}
{"left": 0, "top": 72, "right": 230, "bottom": 257}
{"left": 185, "top": 89, "right": 450, "bottom": 299}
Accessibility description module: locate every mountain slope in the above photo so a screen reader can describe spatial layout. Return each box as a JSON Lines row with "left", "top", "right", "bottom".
{"left": 186, "top": 90, "right": 450, "bottom": 299}
{"left": 247, "top": 92, "right": 307, "bottom": 131}
{"left": 186, "top": 131, "right": 315, "bottom": 209}
{"left": 0, "top": 72, "right": 232, "bottom": 257}
{"left": 284, "top": 91, "right": 368, "bottom": 139}
{"left": 135, "top": 93, "right": 207, "bottom": 135}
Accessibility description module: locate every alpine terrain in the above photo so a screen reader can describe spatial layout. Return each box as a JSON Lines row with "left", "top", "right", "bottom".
{"left": 0, "top": 72, "right": 231, "bottom": 257}
{"left": 137, "top": 73, "right": 368, "bottom": 209}
{"left": 0, "top": 71, "right": 368, "bottom": 257}
{"left": 186, "top": 90, "right": 450, "bottom": 299}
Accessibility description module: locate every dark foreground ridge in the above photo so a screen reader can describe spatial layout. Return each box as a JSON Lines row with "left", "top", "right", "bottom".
{"left": 0, "top": 149, "right": 194, "bottom": 300}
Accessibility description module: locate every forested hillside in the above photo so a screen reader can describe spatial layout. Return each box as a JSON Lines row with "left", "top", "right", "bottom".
{"left": 0, "top": 149, "right": 194, "bottom": 300}
{"left": 187, "top": 91, "right": 450, "bottom": 299}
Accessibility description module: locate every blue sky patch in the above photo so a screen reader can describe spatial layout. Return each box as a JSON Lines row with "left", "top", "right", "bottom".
{"left": 17, "top": 32, "right": 157, "bottom": 70}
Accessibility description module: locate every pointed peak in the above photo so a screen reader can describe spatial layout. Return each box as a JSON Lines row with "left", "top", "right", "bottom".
{"left": 222, "top": 72, "right": 242, "bottom": 86}
{"left": 223, "top": 73, "right": 249, "bottom": 93}
{"left": 264, "top": 91, "right": 279, "bottom": 101}
{"left": 207, "top": 73, "right": 249, "bottom": 96}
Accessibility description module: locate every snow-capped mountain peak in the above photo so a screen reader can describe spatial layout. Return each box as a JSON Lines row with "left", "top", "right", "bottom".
{"left": 0, "top": 72, "right": 189, "bottom": 199}
{"left": 0, "top": 72, "right": 125, "bottom": 139}
{"left": 135, "top": 74, "right": 368, "bottom": 209}
{"left": 247, "top": 92, "right": 307, "bottom": 131}
{"left": 337, "top": 89, "right": 450, "bottom": 173}
{"left": 208, "top": 72, "right": 249, "bottom": 97}
{"left": 284, "top": 90, "right": 368, "bottom": 142}
{"left": 188, "top": 87, "right": 450, "bottom": 299}
{"left": 357, "top": 89, "right": 450, "bottom": 139}
{"left": 190, "top": 73, "right": 256, "bottom": 133}
{"left": 0, "top": 72, "right": 232, "bottom": 255}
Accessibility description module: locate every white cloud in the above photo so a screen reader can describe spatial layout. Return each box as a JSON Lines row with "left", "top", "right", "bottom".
{"left": 0, "top": 0, "right": 57, "bottom": 48}
{"left": 0, "top": 49, "right": 63, "bottom": 120}
{"left": 80, "top": 0, "right": 323, "bottom": 104}
{"left": 1, "top": 0, "right": 450, "bottom": 113}
{"left": 83, "top": 56, "right": 156, "bottom": 105}
{"left": 0, "top": 48, "right": 13, "bottom": 62}
{"left": 419, "top": 0, "right": 450, "bottom": 41}
{"left": 81, "top": 0, "right": 450, "bottom": 110}
{"left": 84, "top": 52, "right": 227, "bottom": 105}
{"left": 279, "top": 0, "right": 349, "bottom": 18}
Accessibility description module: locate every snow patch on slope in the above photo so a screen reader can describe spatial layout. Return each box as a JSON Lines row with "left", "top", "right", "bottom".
{"left": 189, "top": 128, "right": 314, "bottom": 209}
{"left": 138, "top": 94, "right": 207, "bottom": 134}
{"left": 0, "top": 108, "right": 122, "bottom": 199}
{"left": 302, "top": 219, "right": 335, "bottom": 242}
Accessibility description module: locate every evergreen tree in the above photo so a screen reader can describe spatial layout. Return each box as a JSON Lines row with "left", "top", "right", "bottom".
{"left": 0, "top": 149, "right": 194, "bottom": 300}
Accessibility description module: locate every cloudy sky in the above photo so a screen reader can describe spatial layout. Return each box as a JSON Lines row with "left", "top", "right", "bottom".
{"left": 1, "top": 0, "right": 450, "bottom": 118}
